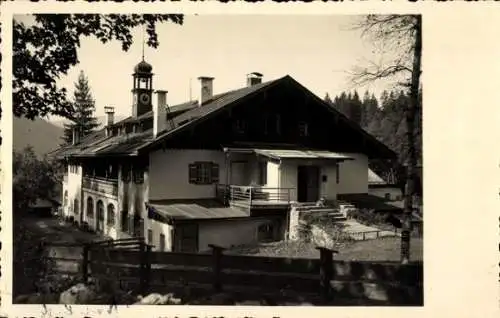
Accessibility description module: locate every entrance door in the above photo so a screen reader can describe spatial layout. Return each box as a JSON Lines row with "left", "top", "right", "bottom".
{"left": 297, "top": 166, "right": 320, "bottom": 202}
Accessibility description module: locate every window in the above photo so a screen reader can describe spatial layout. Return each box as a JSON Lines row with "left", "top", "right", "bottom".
{"left": 298, "top": 121, "right": 309, "bottom": 137}
{"left": 258, "top": 161, "right": 268, "bottom": 185}
{"left": 86, "top": 197, "right": 94, "bottom": 218}
{"left": 121, "top": 164, "right": 131, "bottom": 182}
{"left": 107, "top": 204, "right": 115, "bottom": 226}
{"left": 336, "top": 163, "right": 340, "bottom": 184}
{"left": 233, "top": 119, "right": 246, "bottom": 134}
{"left": 133, "top": 169, "right": 144, "bottom": 184}
{"left": 63, "top": 191, "right": 68, "bottom": 207}
{"left": 159, "top": 233, "right": 166, "bottom": 252}
{"left": 148, "top": 229, "right": 153, "bottom": 245}
{"left": 258, "top": 223, "right": 275, "bottom": 242}
{"left": 188, "top": 162, "right": 219, "bottom": 185}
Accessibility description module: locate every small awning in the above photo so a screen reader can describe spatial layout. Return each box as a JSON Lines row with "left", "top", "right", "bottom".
{"left": 223, "top": 147, "right": 353, "bottom": 161}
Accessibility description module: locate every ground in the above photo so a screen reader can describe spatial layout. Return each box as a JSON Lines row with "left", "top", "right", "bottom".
{"left": 14, "top": 214, "right": 422, "bottom": 305}
{"left": 226, "top": 237, "right": 423, "bottom": 262}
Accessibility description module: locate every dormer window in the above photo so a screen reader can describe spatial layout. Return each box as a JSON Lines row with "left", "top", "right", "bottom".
{"left": 234, "top": 119, "right": 246, "bottom": 134}
{"left": 275, "top": 114, "right": 281, "bottom": 135}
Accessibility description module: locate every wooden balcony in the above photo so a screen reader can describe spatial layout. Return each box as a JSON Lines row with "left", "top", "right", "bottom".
{"left": 82, "top": 177, "right": 118, "bottom": 197}
{"left": 216, "top": 184, "right": 292, "bottom": 210}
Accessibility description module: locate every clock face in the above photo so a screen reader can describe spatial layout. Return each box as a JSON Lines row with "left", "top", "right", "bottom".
{"left": 139, "top": 92, "right": 151, "bottom": 105}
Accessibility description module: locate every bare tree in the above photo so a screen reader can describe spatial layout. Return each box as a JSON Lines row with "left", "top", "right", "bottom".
{"left": 349, "top": 15, "right": 422, "bottom": 264}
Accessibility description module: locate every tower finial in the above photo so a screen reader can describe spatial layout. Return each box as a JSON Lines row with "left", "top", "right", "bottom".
{"left": 141, "top": 26, "right": 145, "bottom": 61}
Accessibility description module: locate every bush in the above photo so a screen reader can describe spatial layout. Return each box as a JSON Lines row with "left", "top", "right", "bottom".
{"left": 347, "top": 208, "right": 387, "bottom": 226}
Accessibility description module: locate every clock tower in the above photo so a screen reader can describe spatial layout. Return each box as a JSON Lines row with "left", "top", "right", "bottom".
{"left": 132, "top": 59, "right": 153, "bottom": 117}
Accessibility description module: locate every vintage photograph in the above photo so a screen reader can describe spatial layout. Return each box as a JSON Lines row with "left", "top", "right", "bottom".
{"left": 12, "top": 14, "right": 423, "bottom": 306}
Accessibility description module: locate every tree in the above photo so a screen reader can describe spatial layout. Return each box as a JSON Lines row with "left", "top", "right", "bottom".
{"left": 62, "top": 70, "right": 99, "bottom": 145}
{"left": 13, "top": 14, "right": 183, "bottom": 120}
{"left": 350, "top": 15, "right": 422, "bottom": 264}
{"left": 13, "top": 146, "right": 59, "bottom": 211}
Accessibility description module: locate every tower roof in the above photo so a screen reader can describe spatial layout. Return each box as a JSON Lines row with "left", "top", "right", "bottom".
{"left": 134, "top": 59, "right": 153, "bottom": 74}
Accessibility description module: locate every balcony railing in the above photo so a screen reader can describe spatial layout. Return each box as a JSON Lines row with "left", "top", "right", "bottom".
{"left": 216, "top": 184, "right": 292, "bottom": 210}
{"left": 82, "top": 177, "right": 118, "bottom": 197}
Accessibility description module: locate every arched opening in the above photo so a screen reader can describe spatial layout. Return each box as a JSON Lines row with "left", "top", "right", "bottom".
{"left": 86, "top": 197, "right": 94, "bottom": 219}
{"left": 107, "top": 204, "right": 115, "bottom": 227}
{"left": 96, "top": 200, "right": 104, "bottom": 233}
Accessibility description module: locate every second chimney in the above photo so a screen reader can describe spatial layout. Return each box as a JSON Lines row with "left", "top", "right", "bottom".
{"left": 247, "top": 72, "right": 263, "bottom": 87}
{"left": 153, "top": 90, "right": 168, "bottom": 137}
{"left": 198, "top": 76, "right": 214, "bottom": 107}
{"left": 104, "top": 106, "right": 115, "bottom": 126}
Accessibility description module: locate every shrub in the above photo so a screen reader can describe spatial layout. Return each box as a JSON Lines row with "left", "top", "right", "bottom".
{"left": 347, "top": 208, "right": 387, "bottom": 226}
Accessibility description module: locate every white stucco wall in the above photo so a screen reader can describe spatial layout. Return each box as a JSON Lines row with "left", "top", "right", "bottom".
{"left": 81, "top": 191, "right": 119, "bottom": 239}
{"left": 319, "top": 164, "right": 338, "bottom": 201}
{"left": 279, "top": 162, "right": 298, "bottom": 202}
{"left": 197, "top": 217, "right": 279, "bottom": 252}
{"left": 145, "top": 219, "right": 174, "bottom": 251}
{"left": 266, "top": 161, "right": 280, "bottom": 188}
{"left": 336, "top": 153, "right": 369, "bottom": 194}
{"left": 65, "top": 164, "right": 83, "bottom": 219}
{"left": 148, "top": 149, "right": 227, "bottom": 200}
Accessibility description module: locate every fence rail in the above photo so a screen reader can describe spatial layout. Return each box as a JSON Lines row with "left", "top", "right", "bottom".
{"left": 82, "top": 177, "right": 118, "bottom": 196}
{"left": 41, "top": 238, "right": 423, "bottom": 305}
{"left": 216, "top": 184, "right": 292, "bottom": 209}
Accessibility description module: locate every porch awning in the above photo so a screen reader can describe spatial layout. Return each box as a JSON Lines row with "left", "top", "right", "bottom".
{"left": 224, "top": 147, "right": 354, "bottom": 161}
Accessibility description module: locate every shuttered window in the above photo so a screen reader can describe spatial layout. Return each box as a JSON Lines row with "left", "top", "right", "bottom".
{"left": 188, "top": 162, "right": 219, "bottom": 185}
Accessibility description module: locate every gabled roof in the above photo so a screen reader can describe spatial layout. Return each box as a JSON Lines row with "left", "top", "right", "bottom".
{"left": 51, "top": 77, "right": 280, "bottom": 159}
{"left": 51, "top": 75, "right": 396, "bottom": 159}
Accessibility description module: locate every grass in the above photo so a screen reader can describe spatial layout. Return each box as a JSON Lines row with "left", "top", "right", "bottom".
{"left": 227, "top": 237, "right": 423, "bottom": 262}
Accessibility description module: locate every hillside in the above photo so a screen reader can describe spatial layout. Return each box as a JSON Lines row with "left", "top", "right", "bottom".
{"left": 13, "top": 117, "right": 64, "bottom": 157}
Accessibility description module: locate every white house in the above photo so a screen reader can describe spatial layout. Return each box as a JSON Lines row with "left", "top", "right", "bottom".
{"left": 52, "top": 60, "right": 396, "bottom": 252}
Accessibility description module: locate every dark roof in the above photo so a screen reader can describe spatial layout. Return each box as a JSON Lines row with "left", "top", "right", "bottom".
{"left": 51, "top": 75, "right": 396, "bottom": 159}
{"left": 134, "top": 60, "right": 153, "bottom": 73}
{"left": 147, "top": 199, "right": 248, "bottom": 223}
{"left": 51, "top": 77, "right": 280, "bottom": 158}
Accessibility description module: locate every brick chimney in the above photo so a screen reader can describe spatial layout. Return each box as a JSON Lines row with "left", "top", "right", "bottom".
{"left": 104, "top": 106, "right": 115, "bottom": 126}
{"left": 198, "top": 76, "right": 214, "bottom": 106}
{"left": 153, "top": 90, "right": 168, "bottom": 137}
{"left": 246, "top": 72, "right": 263, "bottom": 87}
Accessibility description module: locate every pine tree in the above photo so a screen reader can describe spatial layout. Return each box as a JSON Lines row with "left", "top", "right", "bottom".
{"left": 349, "top": 90, "right": 363, "bottom": 126}
{"left": 62, "top": 71, "right": 100, "bottom": 145}
{"left": 324, "top": 93, "right": 333, "bottom": 106}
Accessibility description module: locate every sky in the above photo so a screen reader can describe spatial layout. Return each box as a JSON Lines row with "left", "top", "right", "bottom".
{"left": 16, "top": 14, "right": 394, "bottom": 123}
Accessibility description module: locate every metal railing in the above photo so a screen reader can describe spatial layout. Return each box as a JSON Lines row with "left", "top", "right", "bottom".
{"left": 82, "top": 177, "right": 118, "bottom": 196}
{"left": 216, "top": 184, "right": 292, "bottom": 208}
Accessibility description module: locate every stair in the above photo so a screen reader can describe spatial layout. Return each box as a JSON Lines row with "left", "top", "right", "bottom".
{"left": 295, "top": 204, "right": 347, "bottom": 222}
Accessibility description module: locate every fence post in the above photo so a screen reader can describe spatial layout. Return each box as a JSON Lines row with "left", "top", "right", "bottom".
{"left": 209, "top": 244, "right": 225, "bottom": 293}
{"left": 139, "top": 240, "right": 148, "bottom": 296}
{"left": 316, "top": 246, "right": 338, "bottom": 303}
{"left": 82, "top": 244, "right": 89, "bottom": 284}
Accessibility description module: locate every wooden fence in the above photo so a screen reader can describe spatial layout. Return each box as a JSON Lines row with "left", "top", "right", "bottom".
{"left": 81, "top": 241, "right": 423, "bottom": 305}
{"left": 41, "top": 237, "right": 422, "bottom": 305}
